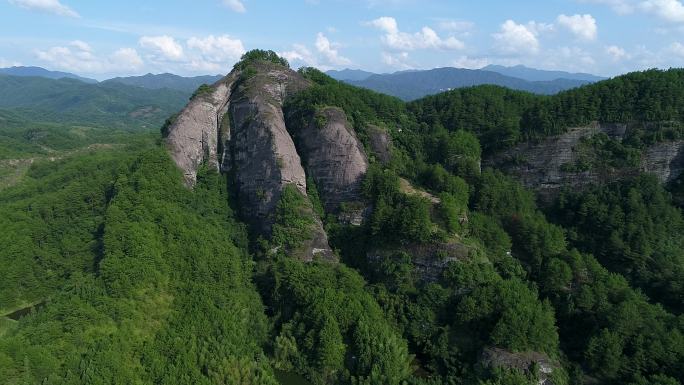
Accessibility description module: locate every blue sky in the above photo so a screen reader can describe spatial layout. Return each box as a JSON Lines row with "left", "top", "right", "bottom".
{"left": 1, "top": 0, "right": 683, "bottom": 79}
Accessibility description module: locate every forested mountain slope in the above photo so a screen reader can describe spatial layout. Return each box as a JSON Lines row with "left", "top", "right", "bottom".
{"left": 1, "top": 51, "right": 683, "bottom": 385}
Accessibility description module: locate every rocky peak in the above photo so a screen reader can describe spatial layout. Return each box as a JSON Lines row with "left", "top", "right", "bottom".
{"left": 165, "top": 58, "right": 373, "bottom": 262}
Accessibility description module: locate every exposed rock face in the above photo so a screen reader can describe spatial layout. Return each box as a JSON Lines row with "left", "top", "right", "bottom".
{"left": 642, "top": 140, "right": 684, "bottom": 182}
{"left": 166, "top": 62, "right": 337, "bottom": 261}
{"left": 485, "top": 122, "right": 684, "bottom": 199}
{"left": 480, "top": 348, "right": 557, "bottom": 385}
{"left": 368, "top": 125, "right": 392, "bottom": 165}
{"left": 165, "top": 74, "right": 238, "bottom": 186}
{"left": 166, "top": 62, "right": 340, "bottom": 261}
{"left": 368, "top": 241, "right": 471, "bottom": 282}
{"left": 292, "top": 107, "right": 369, "bottom": 212}
{"left": 229, "top": 67, "right": 308, "bottom": 228}
{"left": 228, "top": 64, "right": 336, "bottom": 261}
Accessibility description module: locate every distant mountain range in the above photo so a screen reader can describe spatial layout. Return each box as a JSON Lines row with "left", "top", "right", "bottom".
{"left": 338, "top": 68, "right": 592, "bottom": 101}
{"left": 0, "top": 74, "right": 188, "bottom": 129}
{"left": 0, "top": 66, "right": 98, "bottom": 84}
{"left": 326, "top": 65, "right": 606, "bottom": 101}
{"left": 0, "top": 67, "right": 224, "bottom": 93}
{"left": 482, "top": 64, "right": 606, "bottom": 82}
{"left": 0, "top": 64, "right": 606, "bottom": 111}
{"left": 103, "top": 73, "right": 223, "bottom": 92}
{"left": 325, "top": 69, "right": 376, "bottom": 82}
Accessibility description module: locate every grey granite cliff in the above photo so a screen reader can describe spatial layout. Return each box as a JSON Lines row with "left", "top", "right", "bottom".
{"left": 485, "top": 122, "right": 684, "bottom": 199}
{"left": 165, "top": 62, "right": 340, "bottom": 261}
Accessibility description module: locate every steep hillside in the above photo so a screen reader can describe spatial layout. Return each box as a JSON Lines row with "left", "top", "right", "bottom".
{"left": 347, "top": 67, "right": 590, "bottom": 100}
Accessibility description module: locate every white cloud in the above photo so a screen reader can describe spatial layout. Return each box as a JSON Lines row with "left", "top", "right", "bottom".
{"left": 281, "top": 44, "right": 315, "bottom": 66}
{"left": 381, "top": 51, "right": 412, "bottom": 69}
{"left": 0, "top": 58, "right": 22, "bottom": 68}
{"left": 368, "top": 16, "right": 465, "bottom": 51}
{"left": 315, "top": 33, "right": 351, "bottom": 66}
{"left": 370, "top": 16, "right": 399, "bottom": 34}
{"left": 667, "top": 41, "right": 684, "bottom": 56}
{"left": 452, "top": 56, "right": 490, "bottom": 69}
{"left": 281, "top": 33, "right": 351, "bottom": 70}
{"left": 187, "top": 35, "right": 245, "bottom": 61}
{"left": 139, "top": 35, "right": 185, "bottom": 61}
{"left": 586, "top": 0, "right": 684, "bottom": 23}
{"left": 222, "top": 0, "right": 246, "bottom": 12}
{"left": 492, "top": 20, "right": 540, "bottom": 54}
{"left": 35, "top": 41, "right": 144, "bottom": 74}
{"left": 184, "top": 35, "right": 245, "bottom": 72}
{"left": 69, "top": 40, "right": 92, "bottom": 52}
{"left": 8, "top": 0, "right": 79, "bottom": 17}
{"left": 640, "top": 0, "right": 684, "bottom": 23}
{"left": 606, "top": 45, "right": 629, "bottom": 60}
{"left": 526, "top": 21, "right": 555, "bottom": 34}
{"left": 545, "top": 46, "right": 596, "bottom": 70}
{"left": 111, "top": 48, "right": 144, "bottom": 69}
{"left": 557, "top": 14, "right": 598, "bottom": 40}
{"left": 579, "top": 0, "right": 635, "bottom": 14}
{"left": 438, "top": 20, "right": 475, "bottom": 32}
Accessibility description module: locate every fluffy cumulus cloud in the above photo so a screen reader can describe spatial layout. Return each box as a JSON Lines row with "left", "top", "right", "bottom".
{"left": 280, "top": 45, "right": 311, "bottom": 63}
{"left": 606, "top": 45, "right": 629, "bottom": 60}
{"left": 668, "top": 41, "right": 684, "bottom": 56}
{"left": 187, "top": 35, "right": 245, "bottom": 62}
{"left": 368, "top": 16, "right": 465, "bottom": 51}
{"left": 557, "top": 14, "right": 598, "bottom": 40}
{"left": 281, "top": 33, "right": 351, "bottom": 70}
{"left": 222, "top": 0, "right": 246, "bottom": 13}
{"left": 315, "top": 33, "right": 351, "bottom": 66}
{"left": 0, "top": 58, "right": 22, "bottom": 67}
{"left": 492, "top": 20, "right": 541, "bottom": 54}
{"left": 381, "top": 51, "right": 411, "bottom": 69}
{"left": 438, "top": 20, "right": 475, "bottom": 32}
{"left": 452, "top": 55, "right": 490, "bottom": 69}
{"left": 579, "top": 0, "right": 636, "bottom": 14}
{"left": 35, "top": 41, "right": 143, "bottom": 74}
{"left": 586, "top": 0, "right": 684, "bottom": 23}
{"left": 136, "top": 34, "right": 247, "bottom": 73}
{"left": 8, "top": 0, "right": 79, "bottom": 17}
{"left": 139, "top": 35, "right": 185, "bottom": 61}
{"left": 640, "top": 0, "right": 684, "bottom": 22}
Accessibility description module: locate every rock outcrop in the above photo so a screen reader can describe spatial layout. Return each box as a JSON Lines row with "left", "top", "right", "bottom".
{"left": 368, "top": 124, "right": 392, "bottom": 165}
{"left": 480, "top": 348, "right": 558, "bottom": 385}
{"left": 291, "top": 107, "right": 369, "bottom": 212}
{"left": 368, "top": 241, "right": 471, "bottom": 282}
{"left": 641, "top": 140, "right": 684, "bottom": 182}
{"left": 164, "top": 74, "right": 238, "bottom": 186}
{"left": 485, "top": 122, "right": 684, "bottom": 199}
{"left": 228, "top": 63, "right": 311, "bottom": 231}
{"left": 165, "top": 61, "right": 341, "bottom": 261}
